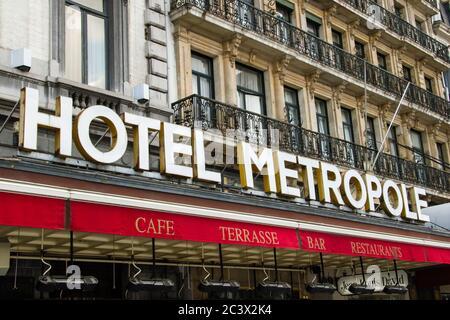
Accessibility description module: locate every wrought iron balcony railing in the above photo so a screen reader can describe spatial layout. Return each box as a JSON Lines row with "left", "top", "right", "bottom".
{"left": 171, "top": 0, "right": 450, "bottom": 120}
{"left": 172, "top": 95, "right": 450, "bottom": 192}
{"left": 340, "top": 0, "right": 448, "bottom": 62}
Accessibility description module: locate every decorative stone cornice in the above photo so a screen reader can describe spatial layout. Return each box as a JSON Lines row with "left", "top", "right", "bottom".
{"left": 173, "top": 24, "right": 190, "bottom": 43}
{"left": 378, "top": 103, "right": 391, "bottom": 122}
{"left": 368, "top": 30, "right": 382, "bottom": 46}
{"left": 332, "top": 81, "right": 348, "bottom": 108}
{"left": 401, "top": 111, "right": 418, "bottom": 130}
{"left": 299, "top": 0, "right": 309, "bottom": 14}
{"left": 223, "top": 34, "right": 242, "bottom": 67}
{"left": 275, "top": 55, "right": 292, "bottom": 83}
{"left": 306, "top": 70, "right": 322, "bottom": 97}
{"left": 347, "top": 19, "right": 360, "bottom": 43}
{"left": 431, "top": 120, "right": 443, "bottom": 140}
{"left": 324, "top": 4, "right": 338, "bottom": 28}
{"left": 249, "top": 49, "right": 257, "bottom": 64}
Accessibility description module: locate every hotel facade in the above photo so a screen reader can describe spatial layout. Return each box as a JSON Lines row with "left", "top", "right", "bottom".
{"left": 0, "top": 0, "right": 449, "bottom": 300}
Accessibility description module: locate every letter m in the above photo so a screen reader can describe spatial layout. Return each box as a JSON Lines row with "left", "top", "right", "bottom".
{"left": 237, "top": 142, "right": 276, "bottom": 193}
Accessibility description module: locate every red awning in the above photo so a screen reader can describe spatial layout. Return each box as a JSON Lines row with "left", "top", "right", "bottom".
{"left": 0, "top": 192, "right": 65, "bottom": 230}
{"left": 70, "top": 201, "right": 300, "bottom": 249}
{"left": 299, "top": 230, "right": 450, "bottom": 264}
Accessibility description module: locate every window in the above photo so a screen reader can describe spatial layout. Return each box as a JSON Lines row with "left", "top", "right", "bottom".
{"left": 237, "top": 0, "right": 255, "bottom": 29}
{"left": 275, "top": 2, "right": 293, "bottom": 43}
{"left": 236, "top": 64, "right": 265, "bottom": 115}
{"left": 355, "top": 41, "right": 366, "bottom": 60}
{"left": 192, "top": 52, "right": 214, "bottom": 99}
{"left": 377, "top": 52, "right": 387, "bottom": 70}
{"left": 388, "top": 125, "right": 399, "bottom": 157}
{"left": 284, "top": 87, "right": 301, "bottom": 126}
{"left": 284, "top": 87, "right": 302, "bottom": 151}
{"left": 415, "top": 19, "right": 424, "bottom": 32}
{"left": 316, "top": 98, "right": 329, "bottom": 135}
{"left": 276, "top": 2, "right": 292, "bottom": 23}
{"left": 306, "top": 17, "right": 321, "bottom": 37}
{"left": 65, "top": 0, "right": 107, "bottom": 89}
{"left": 411, "top": 130, "right": 425, "bottom": 165}
{"left": 366, "top": 117, "right": 377, "bottom": 150}
{"left": 402, "top": 65, "right": 413, "bottom": 82}
{"left": 342, "top": 108, "right": 354, "bottom": 143}
{"left": 332, "top": 29, "right": 343, "bottom": 49}
{"left": 437, "top": 143, "right": 446, "bottom": 170}
{"left": 316, "top": 98, "right": 330, "bottom": 158}
{"left": 425, "top": 77, "right": 433, "bottom": 93}
{"left": 394, "top": 4, "right": 404, "bottom": 19}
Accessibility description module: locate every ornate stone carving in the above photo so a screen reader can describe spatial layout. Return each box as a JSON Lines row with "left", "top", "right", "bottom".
{"left": 324, "top": 4, "right": 337, "bottom": 28}
{"left": 223, "top": 34, "right": 242, "bottom": 67}
{"left": 299, "top": 0, "right": 309, "bottom": 14}
{"left": 249, "top": 50, "right": 257, "bottom": 64}
{"left": 332, "top": 81, "right": 348, "bottom": 108}
{"left": 347, "top": 19, "right": 360, "bottom": 43}
{"left": 431, "top": 121, "right": 443, "bottom": 140}
{"left": 401, "top": 111, "right": 418, "bottom": 130}
{"left": 305, "top": 70, "right": 322, "bottom": 97}
{"left": 275, "top": 55, "right": 292, "bottom": 83}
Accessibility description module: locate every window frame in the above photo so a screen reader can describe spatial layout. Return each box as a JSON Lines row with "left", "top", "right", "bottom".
{"left": 377, "top": 52, "right": 388, "bottom": 70}
{"left": 284, "top": 86, "right": 301, "bottom": 126}
{"left": 65, "top": 0, "right": 109, "bottom": 89}
{"left": 366, "top": 117, "right": 377, "bottom": 150}
{"left": 306, "top": 17, "right": 321, "bottom": 38}
{"left": 436, "top": 142, "right": 446, "bottom": 170}
{"left": 355, "top": 41, "right": 366, "bottom": 60}
{"left": 402, "top": 65, "right": 413, "bottom": 83}
{"left": 315, "top": 98, "right": 330, "bottom": 135}
{"left": 191, "top": 51, "right": 215, "bottom": 100}
{"left": 424, "top": 76, "right": 434, "bottom": 93}
{"left": 236, "top": 63, "right": 267, "bottom": 115}
{"left": 411, "top": 129, "right": 426, "bottom": 165}
{"left": 332, "top": 29, "right": 344, "bottom": 49}
{"left": 56, "top": 0, "right": 128, "bottom": 92}
{"left": 341, "top": 108, "right": 355, "bottom": 143}
{"left": 387, "top": 125, "right": 400, "bottom": 157}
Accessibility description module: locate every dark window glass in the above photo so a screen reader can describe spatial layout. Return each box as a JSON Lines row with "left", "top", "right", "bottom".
{"left": 316, "top": 98, "right": 331, "bottom": 158}
{"left": 415, "top": 19, "right": 423, "bottom": 31}
{"left": 236, "top": 64, "right": 265, "bottom": 115}
{"left": 306, "top": 18, "right": 321, "bottom": 37}
{"left": 377, "top": 53, "right": 387, "bottom": 70}
{"left": 65, "top": 0, "right": 107, "bottom": 89}
{"left": 192, "top": 52, "right": 214, "bottom": 99}
{"left": 403, "top": 65, "right": 413, "bottom": 82}
{"left": 284, "top": 87, "right": 300, "bottom": 126}
{"left": 355, "top": 41, "right": 365, "bottom": 59}
{"left": 388, "top": 125, "right": 399, "bottom": 157}
{"left": 275, "top": 3, "right": 292, "bottom": 43}
{"left": 342, "top": 108, "right": 354, "bottom": 143}
{"left": 425, "top": 77, "right": 433, "bottom": 93}
{"left": 437, "top": 143, "right": 446, "bottom": 170}
{"left": 316, "top": 98, "right": 329, "bottom": 135}
{"left": 394, "top": 5, "right": 404, "bottom": 18}
{"left": 332, "top": 29, "right": 343, "bottom": 49}
{"left": 411, "top": 130, "right": 425, "bottom": 165}
{"left": 366, "top": 117, "right": 377, "bottom": 150}
{"left": 276, "top": 3, "right": 291, "bottom": 23}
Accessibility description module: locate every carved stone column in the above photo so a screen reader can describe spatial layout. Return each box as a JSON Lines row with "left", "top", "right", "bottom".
{"left": 305, "top": 70, "right": 321, "bottom": 131}
{"left": 400, "top": 111, "right": 417, "bottom": 161}
{"left": 222, "top": 34, "right": 242, "bottom": 106}
{"left": 173, "top": 24, "right": 191, "bottom": 99}
{"left": 273, "top": 55, "right": 292, "bottom": 121}
{"left": 330, "top": 81, "right": 348, "bottom": 139}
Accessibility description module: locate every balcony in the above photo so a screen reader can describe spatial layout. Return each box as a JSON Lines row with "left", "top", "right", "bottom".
{"left": 170, "top": 0, "right": 450, "bottom": 121}
{"left": 172, "top": 95, "right": 450, "bottom": 193}
{"left": 335, "top": 0, "right": 447, "bottom": 65}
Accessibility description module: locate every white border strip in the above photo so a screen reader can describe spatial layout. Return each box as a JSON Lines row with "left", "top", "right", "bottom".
{"left": 1, "top": 178, "right": 449, "bottom": 249}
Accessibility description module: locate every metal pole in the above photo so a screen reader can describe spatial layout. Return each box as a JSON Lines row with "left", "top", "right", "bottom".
{"left": 70, "top": 231, "right": 74, "bottom": 265}
{"left": 219, "top": 243, "right": 224, "bottom": 281}
{"left": 0, "top": 101, "right": 19, "bottom": 136}
{"left": 273, "top": 248, "right": 278, "bottom": 282}
{"left": 371, "top": 82, "right": 411, "bottom": 171}
{"left": 393, "top": 259, "right": 400, "bottom": 285}
{"left": 320, "top": 253, "right": 325, "bottom": 283}
{"left": 360, "top": 256, "right": 366, "bottom": 285}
